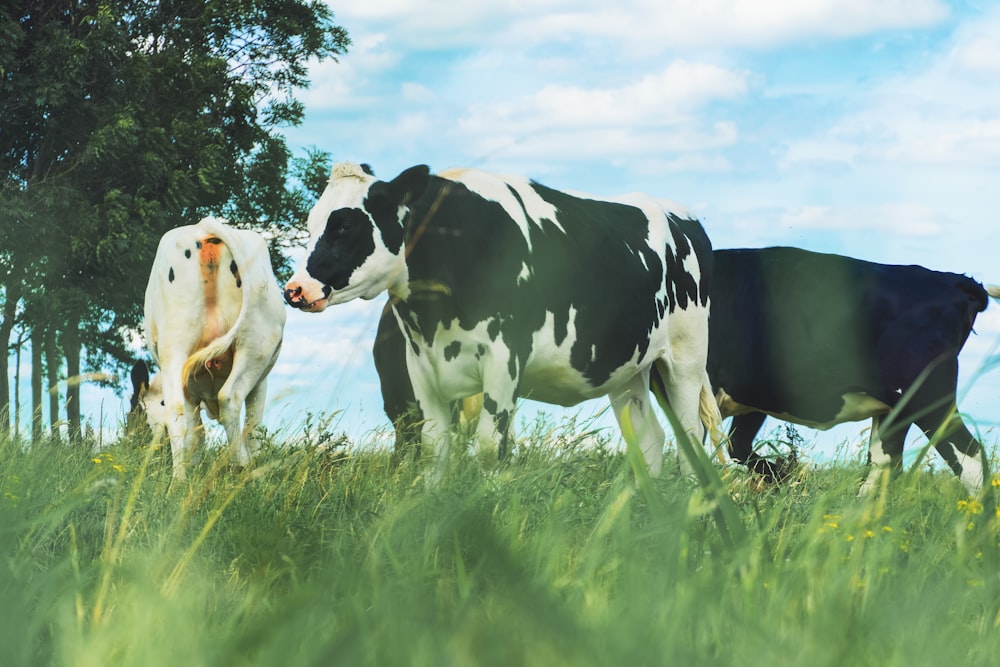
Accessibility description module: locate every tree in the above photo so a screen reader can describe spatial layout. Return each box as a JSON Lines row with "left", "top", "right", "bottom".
{"left": 0, "top": 0, "right": 348, "bottom": 439}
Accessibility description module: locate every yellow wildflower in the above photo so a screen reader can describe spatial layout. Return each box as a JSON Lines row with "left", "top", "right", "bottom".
{"left": 957, "top": 498, "right": 984, "bottom": 515}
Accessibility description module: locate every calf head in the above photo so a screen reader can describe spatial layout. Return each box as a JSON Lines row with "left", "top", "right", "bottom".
{"left": 285, "top": 162, "right": 431, "bottom": 312}
{"left": 129, "top": 360, "right": 167, "bottom": 438}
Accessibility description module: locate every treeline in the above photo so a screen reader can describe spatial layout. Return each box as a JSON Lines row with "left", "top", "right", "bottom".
{"left": 0, "top": 0, "right": 347, "bottom": 441}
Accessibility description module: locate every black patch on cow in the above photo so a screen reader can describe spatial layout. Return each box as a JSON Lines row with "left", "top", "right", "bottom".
{"left": 306, "top": 208, "right": 377, "bottom": 291}
{"left": 476, "top": 344, "right": 486, "bottom": 359}
{"left": 672, "top": 214, "right": 713, "bottom": 307}
{"left": 168, "top": 267, "right": 174, "bottom": 283}
{"left": 482, "top": 393, "right": 498, "bottom": 416}
{"left": 363, "top": 171, "right": 425, "bottom": 256}
{"left": 196, "top": 240, "right": 202, "bottom": 249}
{"left": 230, "top": 260, "right": 242, "bottom": 288}
{"left": 361, "top": 163, "right": 375, "bottom": 176}
{"left": 479, "top": 393, "right": 513, "bottom": 458}
{"left": 486, "top": 318, "right": 500, "bottom": 341}
{"left": 184, "top": 249, "right": 191, "bottom": 259}
{"left": 443, "top": 341, "right": 461, "bottom": 361}
{"left": 662, "top": 216, "right": 700, "bottom": 313}
{"left": 518, "top": 182, "right": 666, "bottom": 385}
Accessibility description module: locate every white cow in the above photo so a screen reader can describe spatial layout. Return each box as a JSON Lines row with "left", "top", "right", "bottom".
{"left": 139, "top": 217, "right": 285, "bottom": 479}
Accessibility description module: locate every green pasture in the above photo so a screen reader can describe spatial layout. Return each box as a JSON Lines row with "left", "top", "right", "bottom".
{"left": 2, "top": 416, "right": 999, "bottom": 666}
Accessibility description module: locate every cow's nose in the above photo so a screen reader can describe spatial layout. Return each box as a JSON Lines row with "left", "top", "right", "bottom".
{"left": 284, "top": 284, "right": 304, "bottom": 307}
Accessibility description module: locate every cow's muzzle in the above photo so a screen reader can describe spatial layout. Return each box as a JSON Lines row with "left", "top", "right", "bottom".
{"left": 283, "top": 282, "right": 327, "bottom": 312}
{"left": 284, "top": 284, "right": 306, "bottom": 308}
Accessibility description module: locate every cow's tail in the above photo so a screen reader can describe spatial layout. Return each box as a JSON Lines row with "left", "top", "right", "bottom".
{"left": 699, "top": 372, "right": 727, "bottom": 464}
{"left": 179, "top": 219, "right": 262, "bottom": 387}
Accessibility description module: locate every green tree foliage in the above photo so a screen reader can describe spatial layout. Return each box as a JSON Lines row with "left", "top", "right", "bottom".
{"left": 0, "top": 0, "right": 347, "bottom": 438}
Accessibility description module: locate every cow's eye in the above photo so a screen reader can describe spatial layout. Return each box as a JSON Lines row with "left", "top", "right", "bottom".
{"left": 327, "top": 212, "right": 351, "bottom": 236}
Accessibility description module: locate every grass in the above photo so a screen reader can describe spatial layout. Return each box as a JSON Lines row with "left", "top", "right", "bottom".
{"left": 2, "top": 418, "right": 1000, "bottom": 667}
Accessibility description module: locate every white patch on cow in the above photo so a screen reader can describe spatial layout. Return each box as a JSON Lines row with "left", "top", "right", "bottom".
{"left": 403, "top": 316, "right": 500, "bottom": 402}
{"left": 717, "top": 389, "right": 891, "bottom": 429}
{"left": 954, "top": 448, "right": 985, "bottom": 496}
{"left": 517, "top": 261, "right": 531, "bottom": 285}
{"left": 858, "top": 417, "right": 891, "bottom": 496}
{"left": 657, "top": 198, "right": 697, "bottom": 220}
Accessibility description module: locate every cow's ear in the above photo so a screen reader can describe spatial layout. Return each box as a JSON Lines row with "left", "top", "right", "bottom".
{"left": 130, "top": 360, "right": 149, "bottom": 391}
{"left": 387, "top": 164, "right": 431, "bottom": 205}
{"left": 129, "top": 360, "right": 150, "bottom": 411}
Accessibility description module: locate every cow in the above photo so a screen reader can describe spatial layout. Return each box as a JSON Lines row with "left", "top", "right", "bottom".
{"left": 284, "top": 162, "right": 721, "bottom": 483}
{"left": 139, "top": 217, "right": 286, "bottom": 479}
{"left": 706, "top": 245, "right": 998, "bottom": 495}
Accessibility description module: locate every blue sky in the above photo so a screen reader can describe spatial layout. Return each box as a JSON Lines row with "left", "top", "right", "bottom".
{"left": 40, "top": 0, "right": 1000, "bottom": 464}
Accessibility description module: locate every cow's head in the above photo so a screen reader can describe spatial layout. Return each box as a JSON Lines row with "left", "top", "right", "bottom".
{"left": 140, "top": 375, "right": 168, "bottom": 436}
{"left": 128, "top": 360, "right": 167, "bottom": 438}
{"left": 284, "top": 162, "right": 431, "bottom": 313}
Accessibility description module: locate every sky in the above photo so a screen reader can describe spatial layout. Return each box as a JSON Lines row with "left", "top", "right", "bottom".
{"left": 26, "top": 0, "right": 1000, "bottom": 465}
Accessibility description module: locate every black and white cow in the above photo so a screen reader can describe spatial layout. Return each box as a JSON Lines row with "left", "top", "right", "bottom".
{"left": 285, "top": 162, "right": 721, "bottom": 482}
{"left": 707, "top": 246, "right": 998, "bottom": 494}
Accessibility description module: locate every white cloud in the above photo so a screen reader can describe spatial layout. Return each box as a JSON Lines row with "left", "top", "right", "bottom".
{"left": 454, "top": 63, "right": 746, "bottom": 162}
{"left": 298, "top": 33, "right": 398, "bottom": 112}
{"left": 328, "top": 0, "right": 948, "bottom": 52}
{"left": 779, "top": 203, "right": 944, "bottom": 236}
{"left": 950, "top": 36, "right": 1000, "bottom": 76}
{"left": 779, "top": 5, "right": 1000, "bottom": 171}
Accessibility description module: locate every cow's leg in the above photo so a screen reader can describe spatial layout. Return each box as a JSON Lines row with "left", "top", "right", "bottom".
{"left": 611, "top": 368, "right": 666, "bottom": 476}
{"left": 217, "top": 361, "right": 262, "bottom": 469}
{"left": 470, "top": 345, "right": 520, "bottom": 464}
{"left": 239, "top": 377, "right": 268, "bottom": 467}
{"left": 473, "top": 390, "right": 515, "bottom": 465}
{"left": 651, "top": 355, "right": 711, "bottom": 477}
{"left": 858, "top": 415, "right": 908, "bottom": 496}
{"left": 167, "top": 397, "right": 201, "bottom": 480}
{"left": 157, "top": 369, "right": 199, "bottom": 479}
{"left": 907, "top": 361, "right": 986, "bottom": 495}
{"left": 373, "top": 300, "right": 422, "bottom": 464}
{"left": 729, "top": 412, "right": 782, "bottom": 482}
{"left": 408, "top": 371, "right": 453, "bottom": 486}
{"left": 915, "top": 403, "right": 986, "bottom": 495}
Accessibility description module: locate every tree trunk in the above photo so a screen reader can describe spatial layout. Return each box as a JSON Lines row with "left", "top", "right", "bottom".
{"left": 45, "top": 326, "right": 60, "bottom": 437}
{"left": 31, "top": 327, "right": 43, "bottom": 443}
{"left": 0, "top": 277, "right": 22, "bottom": 437}
{"left": 64, "top": 325, "right": 81, "bottom": 443}
{"left": 13, "top": 330, "right": 22, "bottom": 439}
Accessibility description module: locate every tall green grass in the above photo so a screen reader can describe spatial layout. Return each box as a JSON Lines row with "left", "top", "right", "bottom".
{"left": 2, "top": 420, "right": 999, "bottom": 666}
